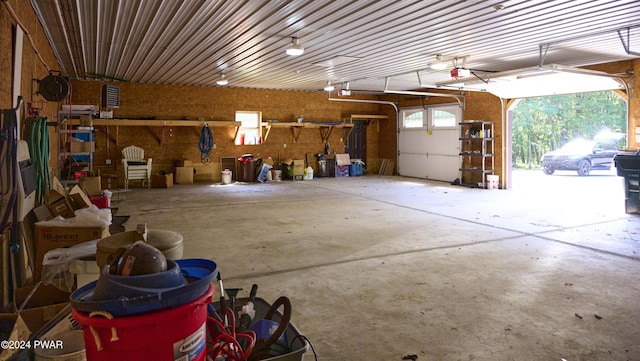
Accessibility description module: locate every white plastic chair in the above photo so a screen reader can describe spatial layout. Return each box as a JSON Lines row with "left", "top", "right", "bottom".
{"left": 121, "top": 145, "right": 152, "bottom": 189}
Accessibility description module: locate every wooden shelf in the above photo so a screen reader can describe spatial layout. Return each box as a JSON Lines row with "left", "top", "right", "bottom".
{"left": 261, "top": 122, "right": 355, "bottom": 144}
{"left": 66, "top": 118, "right": 240, "bottom": 127}
{"left": 350, "top": 114, "right": 389, "bottom": 120}
{"left": 349, "top": 114, "right": 388, "bottom": 132}
{"left": 64, "top": 118, "right": 241, "bottom": 145}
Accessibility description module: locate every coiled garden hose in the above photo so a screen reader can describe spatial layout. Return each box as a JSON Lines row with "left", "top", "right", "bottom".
{"left": 25, "top": 116, "right": 50, "bottom": 205}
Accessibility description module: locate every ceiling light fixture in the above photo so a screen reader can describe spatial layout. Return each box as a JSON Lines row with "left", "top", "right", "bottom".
{"left": 430, "top": 54, "right": 448, "bottom": 70}
{"left": 323, "top": 81, "right": 335, "bottom": 92}
{"left": 286, "top": 37, "right": 304, "bottom": 56}
{"left": 216, "top": 72, "right": 228, "bottom": 86}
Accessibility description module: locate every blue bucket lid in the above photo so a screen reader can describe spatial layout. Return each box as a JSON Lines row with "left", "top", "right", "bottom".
{"left": 70, "top": 258, "right": 217, "bottom": 317}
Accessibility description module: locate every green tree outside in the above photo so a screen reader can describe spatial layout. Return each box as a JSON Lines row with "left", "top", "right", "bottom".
{"left": 512, "top": 91, "right": 627, "bottom": 169}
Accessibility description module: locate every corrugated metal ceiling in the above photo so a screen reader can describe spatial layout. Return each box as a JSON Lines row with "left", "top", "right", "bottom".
{"left": 31, "top": 0, "right": 640, "bottom": 93}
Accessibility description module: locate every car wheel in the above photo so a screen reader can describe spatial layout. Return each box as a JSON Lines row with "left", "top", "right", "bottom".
{"left": 577, "top": 159, "right": 591, "bottom": 176}
{"left": 543, "top": 167, "right": 554, "bottom": 175}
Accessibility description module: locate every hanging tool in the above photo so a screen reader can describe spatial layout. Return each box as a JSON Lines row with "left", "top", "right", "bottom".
{"left": 198, "top": 124, "right": 213, "bottom": 164}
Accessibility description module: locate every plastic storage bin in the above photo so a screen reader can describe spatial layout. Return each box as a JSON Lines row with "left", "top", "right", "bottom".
{"left": 349, "top": 162, "right": 364, "bottom": 176}
{"left": 211, "top": 297, "right": 309, "bottom": 361}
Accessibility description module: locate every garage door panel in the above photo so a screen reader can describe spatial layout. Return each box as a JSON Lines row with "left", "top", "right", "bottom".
{"left": 399, "top": 130, "right": 429, "bottom": 153}
{"left": 398, "top": 153, "right": 428, "bottom": 178}
{"left": 426, "top": 154, "right": 459, "bottom": 181}
{"left": 399, "top": 128, "right": 459, "bottom": 181}
{"left": 428, "top": 129, "right": 459, "bottom": 151}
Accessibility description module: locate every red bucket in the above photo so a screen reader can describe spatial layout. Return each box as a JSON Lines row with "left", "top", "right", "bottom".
{"left": 72, "top": 284, "right": 213, "bottom": 361}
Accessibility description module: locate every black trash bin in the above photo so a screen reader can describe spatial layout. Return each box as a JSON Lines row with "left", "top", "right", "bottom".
{"left": 614, "top": 153, "right": 640, "bottom": 213}
{"left": 316, "top": 154, "right": 336, "bottom": 177}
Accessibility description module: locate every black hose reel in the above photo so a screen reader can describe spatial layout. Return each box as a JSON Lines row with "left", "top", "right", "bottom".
{"left": 37, "top": 71, "right": 70, "bottom": 102}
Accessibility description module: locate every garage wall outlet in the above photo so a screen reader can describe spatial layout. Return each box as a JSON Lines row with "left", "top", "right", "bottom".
{"left": 106, "top": 159, "right": 111, "bottom": 165}
{"left": 284, "top": 143, "right": 287, "bottom": 148}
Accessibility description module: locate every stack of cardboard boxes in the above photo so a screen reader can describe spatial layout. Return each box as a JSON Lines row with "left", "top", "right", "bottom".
{"left": 1, "top": 178, "right": 111, "bottom": 360}
{"left": 32, "top": 179, "right": 110, "bottom": 281}
{"left": 174, "top": 160, "right": 194, "bottom": 184}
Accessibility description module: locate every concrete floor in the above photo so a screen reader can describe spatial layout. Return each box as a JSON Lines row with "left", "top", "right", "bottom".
{"left": 115, "top": 171, "right": 640, "bottom": 361}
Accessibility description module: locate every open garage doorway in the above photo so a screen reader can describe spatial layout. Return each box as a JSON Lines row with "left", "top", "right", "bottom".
{"left": 507, "top": 90, "right": 627, "bottom": 192}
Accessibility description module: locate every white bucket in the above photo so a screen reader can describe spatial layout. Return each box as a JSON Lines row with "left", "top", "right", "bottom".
{"left": 221, "top": 169, "right": 232, "bottom": 184}
{"left": 273, "top": 169, "right": 282, "bottom": 182}
{"left": 486, "top": 175, "right": 499, "bottom": 190}
{"left": 35, "top": 330, "right": 86, "bottom": 361}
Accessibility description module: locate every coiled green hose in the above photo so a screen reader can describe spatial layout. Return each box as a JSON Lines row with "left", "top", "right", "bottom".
{"left": 24, "top": 116, "right": 50, "bottom": 205}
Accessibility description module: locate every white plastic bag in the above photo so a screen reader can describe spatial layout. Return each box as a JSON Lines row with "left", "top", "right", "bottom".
{"left": 41, "top": 239, "right": 100, "bottom": 292}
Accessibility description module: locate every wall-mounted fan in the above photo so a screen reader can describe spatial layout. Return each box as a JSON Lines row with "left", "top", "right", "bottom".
{"left": 37, "top": 71, "right": 70, "bottom": 102}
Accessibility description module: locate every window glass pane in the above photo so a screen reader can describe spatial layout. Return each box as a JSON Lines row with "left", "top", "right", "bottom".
{"left": 235, "top": 111, "right": 262, "bottom": 145}
{"left": 432, "top": 109, "right": 457, "bottom": 127}
{"left": 237, "top": 112, "right": 259, "bottom": 127}
{"left": 403, "top": 109, "right": 424, "bottom": 128}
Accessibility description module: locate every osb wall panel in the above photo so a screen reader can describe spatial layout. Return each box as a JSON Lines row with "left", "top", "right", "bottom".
{"left": 69, "top": 80, "right": 387, "bottom": 184}
{"left": 460, "top": 92, "right": 503, "bottom": 184}
{"left": 1, "top": 0, "right": 64, "bottom": 187}
{"left": 362, "top": 105, "right": 397, "bottom": 173}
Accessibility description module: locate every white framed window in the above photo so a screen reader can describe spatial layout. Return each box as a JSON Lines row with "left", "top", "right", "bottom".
{"left": 402, "top": 109, "right": 425, "bottom": 128}
{"left": 401, "top": 104, "right": 461, "bottom": 130}
{"left": 430, "top": 105, "right": 460, "bottom": 129}
{"left": 235, "top": 111, "right": 262, "bottom": 145}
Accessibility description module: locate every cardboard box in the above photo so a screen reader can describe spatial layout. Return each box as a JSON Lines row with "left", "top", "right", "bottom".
{"left": 175, "top": 167, "right": 194, "bottom": 184}
{"left": 152, "top": 173, "right": 174, "bottom": 188}
{"left": 32, "top": 205, "right": 54, "bottom": 222}
{"left": 68, "top": 185, "right": 92, "bottom": 209}
{"left": 0, "top": 314, "right": 30, "bottom": 361}
{"left": 34, "top": 224, "right": 110, "bottom": 281}
{"left": 14, "top": 284, "right": 71, "bottom": 310}
{"left": 0, "top": 285, "right": 70, "bottom": 360}
{"left": 293, "top": 159, "right": 305, "bottom": 177}
{"left": 13, "top": 284, "right": 70, "bottom": 334}
{"left": 174, "top": 160, "right": 194, "bottom": 167}
{"left": 336, "top": 153, "right": 351, "bottom": 166}
{"left": 80, "top": 175, "right": 102, "bottom": 195}
{"left": 69, "top": 141, "right": 95, "bottom": 153}
{"left": 45, "top": 189, "right": 75, "bottom": 219}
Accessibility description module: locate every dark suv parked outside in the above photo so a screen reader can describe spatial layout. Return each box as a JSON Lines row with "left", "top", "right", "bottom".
{"left": 540, "top": 138, "right": 619, "bottom": 176}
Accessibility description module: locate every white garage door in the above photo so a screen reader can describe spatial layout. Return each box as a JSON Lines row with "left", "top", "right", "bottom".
{"left": 398, "top": 105, "right": 461, "bottom": 182}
